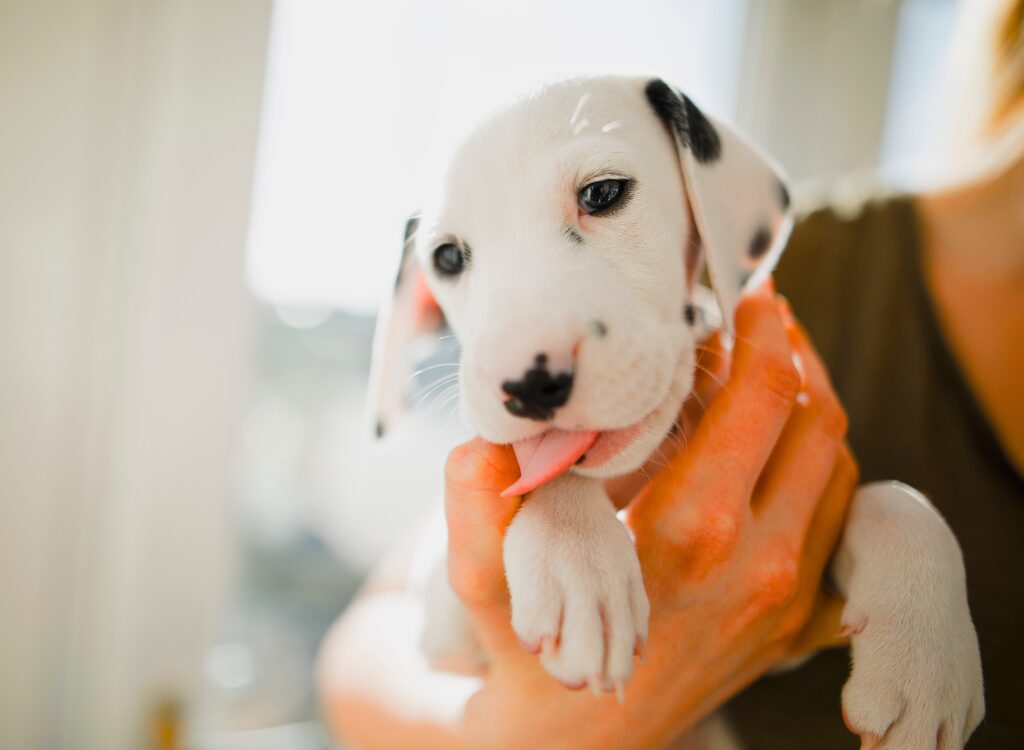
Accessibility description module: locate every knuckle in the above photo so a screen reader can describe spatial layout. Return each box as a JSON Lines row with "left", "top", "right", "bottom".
{"left": 778, "top": 596, "right": 814, "bottom": 640}
{"left": 753, "top": 556, "right": 800, "bottom": 611}
{"left": 702, "top": 510, "right": 744, "bottom": 556}
{"left": 661, "top": 504, "right": 744, "bottom": 565}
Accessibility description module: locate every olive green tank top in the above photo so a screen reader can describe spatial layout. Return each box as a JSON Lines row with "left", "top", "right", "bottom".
{"left": 725, "top": 195, "right": 1024, "bottom": 748}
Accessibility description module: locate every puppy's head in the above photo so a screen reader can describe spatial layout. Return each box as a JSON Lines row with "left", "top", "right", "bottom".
{"left": 370, "top": 77, "right": 791, "bottom": 490}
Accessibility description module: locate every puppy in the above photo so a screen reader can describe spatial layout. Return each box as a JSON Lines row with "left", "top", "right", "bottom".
{"left": 370, "top": 77, "right": 984, "bottom": 747}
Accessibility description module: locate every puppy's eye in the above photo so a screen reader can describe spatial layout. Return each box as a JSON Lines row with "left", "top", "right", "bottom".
{"left": 433, "top": 243, "right": 464, "bottom": 276}
{"left": 578, "top": 179, "right": 628, "bottom": 215}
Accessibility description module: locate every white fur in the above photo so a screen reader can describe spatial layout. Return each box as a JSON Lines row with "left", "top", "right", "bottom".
{"left": 832, "top": 482, "right": 985, "bottom": 749}
{"left": 378, "top": 76, "right": 983, "bottom": 746}
{"left": 504, "top": 473, "right": 648, "bottom": 695}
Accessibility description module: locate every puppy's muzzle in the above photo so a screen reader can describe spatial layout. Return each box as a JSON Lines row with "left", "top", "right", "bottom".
{"left": 502, "top": 353, "right": 573, "bottom": 421}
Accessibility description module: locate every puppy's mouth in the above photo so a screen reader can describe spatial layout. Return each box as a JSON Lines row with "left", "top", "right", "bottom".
{"left": 500, "top": 411, "right": 661, "bottom": 497}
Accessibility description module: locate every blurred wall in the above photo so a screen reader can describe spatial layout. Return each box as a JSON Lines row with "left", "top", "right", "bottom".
{"left": 0, "top": 1, "right": 271, "bottom": 748}
{"left": 736, "top": 0, "right": 902, "bottom": 182}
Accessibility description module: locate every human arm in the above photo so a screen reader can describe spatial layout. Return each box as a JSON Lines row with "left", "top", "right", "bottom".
{"left": 318, "top": 289, "right": 855, "bottom": 749}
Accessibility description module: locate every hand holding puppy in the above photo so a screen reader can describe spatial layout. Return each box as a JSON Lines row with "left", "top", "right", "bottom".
{"left": 443, "top": 288, "right": 856, "bottom": 750}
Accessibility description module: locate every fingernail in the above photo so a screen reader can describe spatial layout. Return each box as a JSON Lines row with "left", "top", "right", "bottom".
{"left": 634, "top": 637, "right": 647, "bottom": 662}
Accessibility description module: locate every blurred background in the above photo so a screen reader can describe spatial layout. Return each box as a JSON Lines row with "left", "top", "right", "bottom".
{"left": 0, "top": 0, "right": 983, "bottom": 748}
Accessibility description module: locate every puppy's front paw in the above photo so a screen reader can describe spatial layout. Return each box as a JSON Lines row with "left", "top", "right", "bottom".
{"left": 504, "top": 474, "right": 649, "bottom": 697}
{"left": 838, "top": 484, "right": 984, "bottom": 749}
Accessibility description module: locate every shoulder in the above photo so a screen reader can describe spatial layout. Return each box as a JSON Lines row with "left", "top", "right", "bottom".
{"left": 775, "top": 181, "right": 920, "bottom": 364}
{"left": 781, "top": 182, "right": 916, "bottom": 281}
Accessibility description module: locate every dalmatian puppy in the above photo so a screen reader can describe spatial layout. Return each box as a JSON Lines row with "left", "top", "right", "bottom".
{"left": 369, "top": 77, "right": 984, "bottom": 747}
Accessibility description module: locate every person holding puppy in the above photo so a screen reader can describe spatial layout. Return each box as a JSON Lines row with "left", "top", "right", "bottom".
{"left": 319, "top": 1, "right": 1023, "bottom": 747}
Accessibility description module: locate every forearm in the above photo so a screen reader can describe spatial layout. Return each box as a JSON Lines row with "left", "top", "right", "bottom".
{"left": 317, "top": 590, "right": 477, "bottom": 750}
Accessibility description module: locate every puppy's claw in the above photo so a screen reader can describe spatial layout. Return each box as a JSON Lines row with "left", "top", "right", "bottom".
{"left": 519, "top": 637, "right": 541, "bottom": 654}
{"left": 840, "top": 615, "right": 867, "bottom": 638}
{"left": 613, "top": 679, "right": 626, "bottom": 704}
{"left": 539, "top": 635, "right": 557, "bottom": 658}
{"left": 556, "top": 678, "right": 586, "bottom": 691}
{"left": 634, "top": 637, "right": 647, "bottom": 662}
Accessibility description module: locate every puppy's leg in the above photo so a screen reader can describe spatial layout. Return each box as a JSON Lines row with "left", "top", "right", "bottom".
{"left": 832, "top": 482, "right": 984, "bottom": 749}
{"left": 504, "top": 473, "right": 649, "bottom": 695}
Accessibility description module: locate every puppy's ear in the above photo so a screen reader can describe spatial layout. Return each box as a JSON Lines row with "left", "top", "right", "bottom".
{"left": 367, "top": 214, "right": 444, "bottom": 440}
{"left": 645, "top": 79, "right": 792, "bottom": 327}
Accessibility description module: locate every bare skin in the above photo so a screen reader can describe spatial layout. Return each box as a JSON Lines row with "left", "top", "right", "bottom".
{"left": 918, "top": 145, "right": 1024, "bottom": 472}
{"left": 317, "top": 104, "right": 1024, "bottom": 747}
{"left": 318, "top": 290, "right": 857, "bottom": 749}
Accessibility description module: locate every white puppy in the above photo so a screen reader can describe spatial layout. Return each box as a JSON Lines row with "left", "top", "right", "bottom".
{"left": 370, "top": 76, "right": 984, "bottom": 747}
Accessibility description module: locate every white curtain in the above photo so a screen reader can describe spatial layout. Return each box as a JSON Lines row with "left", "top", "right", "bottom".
{"left": 0, "top": 1, "right": 271, "bottom": 748}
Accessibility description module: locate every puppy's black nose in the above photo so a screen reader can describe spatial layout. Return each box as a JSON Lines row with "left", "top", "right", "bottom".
{"left": 502, "top": 354, "right": 573, "bottom": 421}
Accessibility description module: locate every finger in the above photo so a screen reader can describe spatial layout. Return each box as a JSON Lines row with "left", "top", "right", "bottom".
{"left": 634, "top": 287, "right": 800, "bottom": 523}
{"left": 755, "top": 316, "right": 850, "bottom": 533}
{"left": 799, "top": 445, "right": 858, "bottom": 578}
{"left": 783, "top": 447, "right": 857, "bottom": 658}
{"left": 605, "top": 332, "right": 727, "bottom": 508}
{"left": 684, "top": 331, "right": 728, "bottom": 431}
{"left": 788, "top": 588, "right": 848, "bottom": 658}
{"left": 444, "top": 439, "right": 521, "bottom": 624}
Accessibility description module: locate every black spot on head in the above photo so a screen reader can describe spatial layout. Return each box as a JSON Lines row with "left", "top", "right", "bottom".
{"left": 778, "top": 180, "right": 791, "bottom": 210}
{"left": 375, "top": 419, "right": 385, "bottom": 439}
{"left": 680, "top": 94, "right": 722, "bottom": 164}
{"left": 535, "top": 353, "right": 548, "bottom": 367}
{"left": 749, "top": 225, "right": 772, "bottom": 260}
{"left": 592, "top": 319, "right": 608, "bottom": 338}
{"left": 645, "top": 79, "right": 722, "bottom": 164}
{"left": 684, "top": 303, "right": 696, "bottom": 326}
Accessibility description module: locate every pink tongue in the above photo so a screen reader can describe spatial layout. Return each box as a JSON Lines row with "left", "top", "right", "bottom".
{"left": 502, "top": 429, "right": 599, "bottom": 497}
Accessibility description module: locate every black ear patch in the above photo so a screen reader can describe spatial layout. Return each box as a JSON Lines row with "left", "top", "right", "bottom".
{"left": 645, "top": 79, "right": 721, "bottom": 164}
{"left": 749, "top": 225, "right": 772, "bottom": 260}
{"left": 778, "top": 180, "right": 791, "bottom": 210}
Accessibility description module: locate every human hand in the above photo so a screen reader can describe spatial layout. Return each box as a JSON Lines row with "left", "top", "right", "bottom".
{"left": 444, "top": 287, "right": 857, "bottom": 749}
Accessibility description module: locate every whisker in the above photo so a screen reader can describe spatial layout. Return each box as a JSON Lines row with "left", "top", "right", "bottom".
{"left": 411, "top": 372, "right": 459, "bottom": 405}
{"left": 428, "top": 389, "right": 462, "bottom": 424}
{"left": 694, "top": 362, "right": 733, "bottom": 399}
{"left": 414, "top": 379, "right": 459, "bottom": 414}
{"left": 409, "top": 362, "right": 459, "bottom": 381}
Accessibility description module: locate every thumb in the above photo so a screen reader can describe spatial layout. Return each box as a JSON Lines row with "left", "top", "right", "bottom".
{"left": 789, "top": 588, "right": 849, "bottom": 658}
{"left": 444, "top": 439, "right": 522, "bottom": 651}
